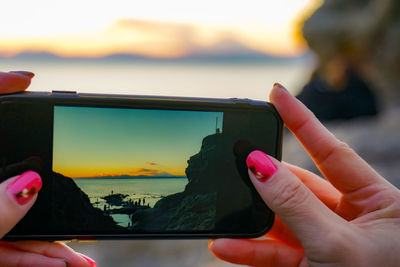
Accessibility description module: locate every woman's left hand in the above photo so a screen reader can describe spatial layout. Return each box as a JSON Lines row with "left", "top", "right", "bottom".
{"left": 0, "top": 71, "right": 96, "bottom": 267}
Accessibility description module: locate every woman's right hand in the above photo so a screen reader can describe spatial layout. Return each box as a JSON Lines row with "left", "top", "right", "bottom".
{"left": 0, "top": 71, "right": 96, "bottom": 267}
{"left": 210, "top": 83, "right": 400, "bottom": 266}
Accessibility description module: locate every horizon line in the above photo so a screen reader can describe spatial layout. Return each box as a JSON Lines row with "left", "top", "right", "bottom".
{"left": 0, "top": 50, "right": 308, "bottom": 62}
{"left": 73, "top": 175, "right": 187, "bottom": 179}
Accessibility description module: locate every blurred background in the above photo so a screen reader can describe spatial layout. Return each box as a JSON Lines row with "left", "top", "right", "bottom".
{"left": 1, "top": 0, "right": 399, "bottom": 266}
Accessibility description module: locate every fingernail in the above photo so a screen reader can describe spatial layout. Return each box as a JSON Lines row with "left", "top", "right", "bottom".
{"left": 6, "top": 171, "right": 42, "bottom": 205}
{"left": 77, "top": 253, "right": 97, "bottom": 267}
{"left": 246, "top": 150, "right": 277, "bottom": 182}
{"left": 273, "top": 82, "right": 288, "bottom": 92}
{"left": 9, "top": 71, "right": 35, "bottom": 78}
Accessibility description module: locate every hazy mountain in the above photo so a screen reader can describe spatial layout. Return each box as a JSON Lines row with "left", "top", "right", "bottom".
{"left": 1, "top": 48, "right": 303, "bottom": 63}
{"left": 5, "top": 51, "right": 62, "bottom": 61}
{"left": 182, "top": 38, "right": 294, "bottom": 62}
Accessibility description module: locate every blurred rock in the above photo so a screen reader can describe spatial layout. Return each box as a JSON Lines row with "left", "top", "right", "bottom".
{"left": 302, "top": 0, "right": 400, "bottom": 105}
{"left": 297, "top": 68, "right": 379, "bottom": 121}
{"left": 283, "top": 105, "right": 400, "bottom": 188}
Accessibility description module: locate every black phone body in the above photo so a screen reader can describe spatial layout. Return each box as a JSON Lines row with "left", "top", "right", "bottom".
{"left": 0, "top": 91, "right": 282, "bottom": 240}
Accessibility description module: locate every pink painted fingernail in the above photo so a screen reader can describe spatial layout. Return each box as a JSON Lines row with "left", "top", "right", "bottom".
{"left": 9, "top": 71, "right": 35, "bottom": 78}
{"left": 246, "top": 150, "right": 277, "bottom": 182}
{"left": 78, "top": 253, "right": 97, "bottom": 267}
{"left": 6, "top": 171, "right": 42, "bottom": 205}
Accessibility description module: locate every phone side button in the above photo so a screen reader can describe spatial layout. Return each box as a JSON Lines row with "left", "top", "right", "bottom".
{"left": 229, "top": 98, "right": 251, "bottom": 105}
{"left": 52, "top": 90, "right": 77, "bottom": 94}
{"left": 229, "top": 97, "right": 267, "bottom": 106}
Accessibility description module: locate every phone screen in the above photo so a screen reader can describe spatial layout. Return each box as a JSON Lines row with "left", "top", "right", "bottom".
{"left": 0, "top": 99, "right": 279, "bottom": 239}
{"left": 53, "top": 106, "right": 224, "bottom": 232}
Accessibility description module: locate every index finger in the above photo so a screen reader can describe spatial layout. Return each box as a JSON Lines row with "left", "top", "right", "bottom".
{"left": 0, "top": 71, "right": 34, "bottom": 94}
{"left": 270, "top": 83, "right": 387, "bottom": 193}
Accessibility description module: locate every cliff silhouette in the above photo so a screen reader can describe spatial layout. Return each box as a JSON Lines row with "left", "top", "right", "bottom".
{"left": 131, "top": 129, "right": 268, "bottom": 232}
{"left": 131, "top": 133, "right": 225, "bottom": 232}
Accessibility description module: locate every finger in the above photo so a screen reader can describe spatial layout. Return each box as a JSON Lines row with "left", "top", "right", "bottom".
{"left": 8, "top": 241, "right": 96, "bottom": 266}
{"left": 0, "top": 242, "right": 67, "bottom": 267}
{"left": 270, "top": 83, "right": 387, "bottom": 193}
{"left": 266, "top": 164, "right": 341, "bottom": 246}
{"left": 283, "top": 162, "right": 341, "bottom": 210}
{"left": 246, "top": 150, "right": 345, "bottom": 244}
{"left": 0, "top": 71, "right": 34, "bottom": 94}
{"left": 0, "top": 171, "right": 42, "bottom": 238}
{"left": 209, "top": 238, "right": 305, "bottom": 267}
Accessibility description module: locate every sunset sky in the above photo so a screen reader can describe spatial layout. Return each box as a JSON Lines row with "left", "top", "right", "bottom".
{"left": 0, "top": 0, "right": 321, "bottom": 58}
{"left": 52, "top": 106, "right": 223, "bottom": 178}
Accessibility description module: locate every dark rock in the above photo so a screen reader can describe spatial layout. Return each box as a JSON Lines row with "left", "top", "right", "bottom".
{"left": 8, "top": 172, "right": 122, "bottom": 235}
{"left": 102, "top": 193, "right": 129, "bottom": 206}
{"left": 132, "top": 192, "right": 216, "bottom": 231}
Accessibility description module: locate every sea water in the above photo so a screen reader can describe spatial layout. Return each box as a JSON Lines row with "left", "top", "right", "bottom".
{"left": 0, "top": 60, "right": 312, "bottom": 98}
{"left": 74, "top": 178, "right": 188, "bottom": 227}
{"left": 74, "top": 177, "right": 188, "bottom": 208}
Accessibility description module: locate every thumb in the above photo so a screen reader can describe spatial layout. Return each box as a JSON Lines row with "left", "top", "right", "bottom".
{"left": 0, "top": 71, "right": 34, "bottom": 94}
{"left": 0, "top": 171, "right": 42, "bottom": 238}
{"left": 246, "top": 150, "right": 343, "bottom": 244}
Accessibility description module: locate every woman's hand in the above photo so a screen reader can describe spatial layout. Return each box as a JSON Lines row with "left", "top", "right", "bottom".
{"left": 0, "top": 71, "right": 96, "bottom": 267}
{"left": 209, "top": 83, "right": 400, "bottom": 266}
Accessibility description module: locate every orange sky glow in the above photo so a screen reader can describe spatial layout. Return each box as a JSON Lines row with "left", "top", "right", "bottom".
{"left": 60, "top": 167, "right": 185, "bottom": 179}
{"left": 0, "top": 0, "right": 322, "bottom": 58}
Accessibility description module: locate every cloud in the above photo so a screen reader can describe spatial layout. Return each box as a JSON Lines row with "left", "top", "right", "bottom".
{"left": 0, "top": 18, "right": 297, "bottom": 59}
{"left": 115, "top": 19, "right": 197, "bottom": 41}
{"left": 112, "top": 18, "right": 268, "bottom": 58}
{"left": 111, "top": 18, "right": 198, "bottom": 57}
{"left": 146, "top": 162, "right": 157, "bottom": 166}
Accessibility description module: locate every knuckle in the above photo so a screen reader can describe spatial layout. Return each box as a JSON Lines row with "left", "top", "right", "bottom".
{"left": 332, "top": 141, "right": 357, "bottom": 159}
{"left": 335, "top": 141, "right": 353, "bottom": 154}
{"left": 319, "top": 140, "right": 355, "bottom": 166}
{"left": 270, "top": 180, "right": 309, "bottom": 211}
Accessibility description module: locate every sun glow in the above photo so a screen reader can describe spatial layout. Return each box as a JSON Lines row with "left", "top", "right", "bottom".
{"left": 0, "top": 0, "right": 318, "bottom": 58}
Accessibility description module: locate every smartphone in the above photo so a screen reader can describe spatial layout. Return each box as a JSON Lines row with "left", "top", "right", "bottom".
{"left": 0, "top": 91, "right": 282, "bottom": 240}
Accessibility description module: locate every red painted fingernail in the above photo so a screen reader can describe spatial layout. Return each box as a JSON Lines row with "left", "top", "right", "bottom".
{"left": 78, "top": 253, "right": 97, "bottom": 267}
{"left": 9, "top": 71, "right": 35, "bottom": 78}
{"left": 246, "top": 150, "right": 277, "bottom": 182}
{"left": 6, "top": 171, "right": 42, "bottom": 205}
